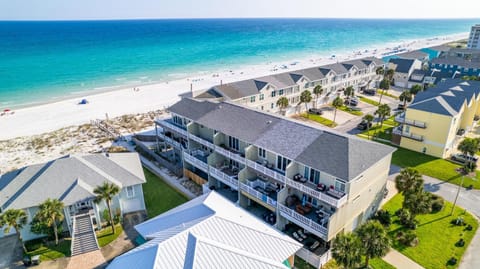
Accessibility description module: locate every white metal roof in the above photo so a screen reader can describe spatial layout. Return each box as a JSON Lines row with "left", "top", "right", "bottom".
{"left": 107, "top": 191, "right": 302, "bottom": 269}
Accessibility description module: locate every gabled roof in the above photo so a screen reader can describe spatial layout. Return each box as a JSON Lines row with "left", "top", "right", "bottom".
{"left": 431, "top": 57, "right": 480, "bottom": 69}
{"left": 0, "top": 153, "right": 146, "bottom": 210}
{"left": 107, "top": 191, "right": 302, "bottom": 269}
{"left": 408, "top": 79, "right": 480, "bottom": 116}
{"left": 396, "top": 50, "right": 429, "bottom": 60}
{"left": 169, "top": 98, "right": 395, "bottom": 181}
{"left": 194, "top": 56, "right": 383, "bottom": 100}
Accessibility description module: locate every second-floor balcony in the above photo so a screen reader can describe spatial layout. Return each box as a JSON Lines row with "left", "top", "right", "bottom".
{"left": 395, "top": 113, "right": 427, "bottom": 128}
{"left": 393, "top": 126, "right": 424, "bottom": 142}
{"left": 209, "top": 166, "right": 239, "bottom": 190}
{"left": 278, "top": 203, "right": 328, "bottom": 240}
{"left": 245, "top": 159, "right": 287, "bottom": 183}
{"left": 188, "top": 133, "right": 215, "bottom": 149}
{"left": 239, "top": 181, "right": 277, "bottom": 208}
{"left": 156, "top": 118, "right": 189, "bottom": 137}
{"left": 215, "top": 145, "right": 246, "bottom": 163}
{"left": 183, "top": 150, "right": 209, "bottom": 173}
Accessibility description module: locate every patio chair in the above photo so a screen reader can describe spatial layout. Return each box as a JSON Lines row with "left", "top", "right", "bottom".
{"left": 297, "top": 229, "right": 307, "bottom": 239}
{"left": 293, "top": 232, "right": 303, "bottom": 242}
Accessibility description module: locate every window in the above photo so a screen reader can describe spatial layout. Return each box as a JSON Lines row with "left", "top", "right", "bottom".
{"left": 405, "top": 125, "right": 410, "bottom": 133}
{"left": 258, "top": 147, "right": 266, "bottom": 158}
{"left": 276, "top": 155, "right": 291, "bottom": 171}
{"left": 309, "top": 168, "right": 320, "bottom": 184}
{"left": 260, "top": 106, "right": 264, "bottom": 110}
{"left": 230, "top": 159, "right": 239, "bottom": 168}
{"left": 250, "top": 96, "right": 256, "bottom": 103}
{"left": 271, "top": 103, "right": 275, "bottom": 109}
{"left": 271, "top": 91, "right": 276, "bottom": 97}
{"left": 126, "top": 186, "right": 135, "bottom": 198}
{"left": 279, "top": 89, "right": 284, "bottom": 95}
{"left": 259, "top": 94, "right": 264, "bottom": 101}
{"left": 335, "top": 179, "right": 346, "bottom": 192}
{"left": 228, "top": 136, "right": 239, "bottom": 151}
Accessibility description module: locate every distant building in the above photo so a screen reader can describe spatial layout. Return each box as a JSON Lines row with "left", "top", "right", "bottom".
{"left": 467, "top": 24, "right": 480, "bottom": 49}
{"left": 192, "top": 57, "right": 384, "bottom": 115}
{"left": 107, "top": 191, "right": 303, "bottom": 269}
{"left": 388, "top": 58, "right": 422, "bottom": 88}
{"left": 154, "top": 98, "right": 395, "bottom": 267}
{"left": 393, "top": 79, "right": 480, "bottom": 158}
{"left": 0, "top": 153, "right": 146, "bottom": 244}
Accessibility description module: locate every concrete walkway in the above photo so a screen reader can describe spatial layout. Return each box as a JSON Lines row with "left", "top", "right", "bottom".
{"left": 383, "top": 248, "right": 425, "bottom": 269}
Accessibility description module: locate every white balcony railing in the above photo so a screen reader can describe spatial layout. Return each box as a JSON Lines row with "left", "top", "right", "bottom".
{"left": 278, "top": 204, "right": 327, "bottom": 239}
{"left": 209, "top": 166, "right": 239, "bottom": 190}
{"left": 183, "top": 151, "right": 209, "bottom": 173}
{"left": 188, "top": 133, "right": 215, "bottom": 149}
{"left": 284, "top": 177, "right": 347, "bottom": 208}
{"left": 394, "top": 113, "right": 426, "bottom": 128}
{"left": 239, "top": 182, "right": 277, "bottom": 208}
{"left": 160, "top": 135, "right": 182, "bottom": 148}
{"left": 215, "top": 146, "right": 245, "bottom": 163}
{"left": 245, "top": 159, "right": 286, "bottom": 184}
{"left": 157, "top": 120, "right": 189, "bottom": 137}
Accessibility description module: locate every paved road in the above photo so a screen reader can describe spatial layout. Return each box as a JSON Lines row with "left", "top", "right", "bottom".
{"left": 389, "top": 165, "right": 480, "bottom": 269}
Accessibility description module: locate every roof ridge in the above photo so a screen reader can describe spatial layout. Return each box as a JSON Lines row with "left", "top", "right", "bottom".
{"left": 435, "top": 96, "right": 458, "bottom": 116}
{"left": 73, "top": 155, "right": 124, "bottom": 188}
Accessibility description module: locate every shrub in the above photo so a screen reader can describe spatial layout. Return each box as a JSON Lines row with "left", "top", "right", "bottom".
{"left": 452, "top": 217, "right": 465, "bottom": 226}
{"left": 466, "top": 224, "right": 473, "bottom": 231}
{"left": 448, "top": 257, "right": 457, "bottom": 265}
{"left": 398, "top": 230, "right": 418, "bottom": 247}
{"left": 456, "top": 238, "right": 465, "bottom": 247}
{"left": 25, "top": 238, "right": 45, "bottom": 252}
{"left": 431, "top": 199, "right": 444, "bottom": 213}
{"left": 373, "top": 209, "right": 391, "bottom": 227}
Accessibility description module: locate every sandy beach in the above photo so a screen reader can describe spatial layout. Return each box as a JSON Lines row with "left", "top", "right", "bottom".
{"left": 0, "top": 32, "right": 468, "bottom": 141}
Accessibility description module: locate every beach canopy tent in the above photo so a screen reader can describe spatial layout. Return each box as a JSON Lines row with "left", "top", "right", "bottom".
{"left": 78, "top": 99, "right": 89, "bottom": 105}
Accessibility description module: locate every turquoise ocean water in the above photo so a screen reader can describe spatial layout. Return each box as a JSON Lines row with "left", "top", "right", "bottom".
{"left": 0, "top": 18, "right": 478, "bottom": 108}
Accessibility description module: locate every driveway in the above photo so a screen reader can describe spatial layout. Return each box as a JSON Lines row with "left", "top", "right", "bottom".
{"left": 0, "top": 235, "right": 23, "bottom": 269}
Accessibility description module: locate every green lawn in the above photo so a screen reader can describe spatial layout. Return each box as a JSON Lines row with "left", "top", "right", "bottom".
{"left": 370, "top": 258, "right": 397, "bottom": 269}
{"left": 378, "top": 90, "right": 400, "bottom": 100}
{"left": 358, "top": 116, "right": 399, "bottom": 141}
{"left": 295, "top": 257, "right": 316, "bottom": 269}
{"left": 96, "top": 224, "right": 123, "bottom": 247}
{"left": 337, "top": 105, "right": 363, "bottom": 116}
{"left": 26, "top": 239, "right": 71, "bottom": 261}
{"left": 305, "top": 257, "right": 395, "bottom": 269}
{"left": 383, "top": 194, "right": 478, "bottom": 269}
{"left": 391, "top": 147, "right": 480, "bottom": 189}
{"left": 142, "top": 168, "right": 189, "bottom": 218}
{"left": 301, "top": 113, "right": 337, "bottom": 127}
{"left": 359, "top": 96, "right": 380, "bottom": 106}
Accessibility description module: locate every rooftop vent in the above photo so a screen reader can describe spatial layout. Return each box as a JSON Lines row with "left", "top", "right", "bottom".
{"left": 266, "top": 120, "right": 272, "bottom": 124}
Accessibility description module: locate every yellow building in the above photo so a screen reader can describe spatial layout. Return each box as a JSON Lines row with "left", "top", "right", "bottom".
{"left": 393, "top": 79, "right": 480, "bottom": 158}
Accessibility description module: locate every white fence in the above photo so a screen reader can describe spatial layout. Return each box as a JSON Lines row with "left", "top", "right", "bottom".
{"left": 296, "top": 248, "right": 332, "bottom": 269}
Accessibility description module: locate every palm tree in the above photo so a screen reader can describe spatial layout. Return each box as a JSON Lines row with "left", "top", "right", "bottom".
{"left": 344, "top": 86, "right": 355, "bottom": 98}
{"left": 276, "top": 97, "right": 289, "bottom": 115}
{"left": 313, "top": 85, "right": 323, "bottom": 108}
{"left": 378, "top": 78, "right": 390, "bottom": 104}
{"left": 94, "top": 182, "right": 120, "bottom": 234}
{"left": 399, "top": 90, "right": 412, "bottom": 109}
{"left": 375, "top": 66, "right": 385, "bottom": 77}
{"left": 300, "top": 90, "right": 312, "bottom": 117}
{"left": 1, "top": 209, "right": 28, "bottom": 252}
{"left": 395, "top": 168, "right": 424, "bottom": 195}
{"left": 36, "top": 198, "right": 65, "bottom": 245}
{"left": 332, "top": 232, "right": 362, "bottom": 269}
{"left": 356, "top": 220, "right": 391, "bottom": 268}
{"left": 363, "top": 114, "right": 374, "bottom": 139}
{"left": 374, "top": 104, "right": 391, "bottom": 128}
{"left": 332, "top": 96, "right": 344, "bottom": 124}
{"left": 410, "top": 84, "right": 423, "bottom": 95}
{"left": 403, "top": 190, "right": 432, "bottom": 221}
{"left": 386, "top": 68, "right": 395, "bottom": 81}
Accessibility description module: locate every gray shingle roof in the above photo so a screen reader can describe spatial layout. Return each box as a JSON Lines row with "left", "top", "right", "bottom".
{"left": 169, "top": 99, "right": 395, "bottom": 181}
{"left": 0, "top": 153, "right": 146, "bottom": 210}
{"left": 396, "top": 50, "right": 429, "bottom": 60}
{"left": 431, "top": 57, "right": 480, "bottom": 69}
{"left": 408, "top": 79, "right": 480, "bottom": 116}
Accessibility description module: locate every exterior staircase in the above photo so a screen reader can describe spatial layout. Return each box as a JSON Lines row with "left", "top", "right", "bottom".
{"left": 71, "top": 213, "right": 99, "bottom": 256}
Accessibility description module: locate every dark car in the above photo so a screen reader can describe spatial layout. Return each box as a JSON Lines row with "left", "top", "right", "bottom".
{"left": 457, "top": 129, "right": 466, "bottom": 136}
{"left": 357, "top": 120, "right": 373, "bottom": 130}
{"left": 345, "top": 98, "right": 358, "bottom": 106}
{"left": 308, "top": 108, "right": 323, "bottom": 115}
{"left": 363, "top": 89, "right": 376, "bottom": 95}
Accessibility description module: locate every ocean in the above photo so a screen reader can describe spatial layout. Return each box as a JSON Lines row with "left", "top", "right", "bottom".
{"left": 0, "top": 18, "right": 478, "bottom": 108}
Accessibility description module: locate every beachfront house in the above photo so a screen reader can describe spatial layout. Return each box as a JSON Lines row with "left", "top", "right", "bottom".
{"left": 429, "top": 48, "right": 480, "bottom": 78}
{"left": 154, "top": 98, "right": 395, "bottom": 267}
{"left": 0, "top": 153, "right": 146, "bottom": 254}
{"left": 387, "top": 58, "right": 422, "bottom": 88}
{"left": 107, "top": 191, "right": 303, "bottom": 269}
{"left": 192, "top": 57, "right": 384, "bottom": 115}
{"left": 392, "top": 79, "right": 480, "bottom": 158}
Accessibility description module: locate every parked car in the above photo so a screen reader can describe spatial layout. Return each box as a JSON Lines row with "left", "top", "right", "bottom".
{"left": 308, "top": 108, "right": 323, "bottom": 115}
{"left": 457, "top": 129, "right": 466, "bottom": 136}
{"left": 363, "top": 89, "right": 376, "bottom": 95}
{"left": 357, "top": 120, "right": 373, "bottom": 130}
{"left": 451, "top": 153, "right": 479, "bottom": 164}
{"left": 345, "top": 97, "right": 359, "bottom": 106}
{"left": 397, "top": 103, "right": 405, "bottom": 110}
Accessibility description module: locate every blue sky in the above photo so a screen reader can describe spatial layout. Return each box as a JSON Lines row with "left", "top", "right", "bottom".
{"left": 1, "top": 0, "right": 479, "bottom": 20}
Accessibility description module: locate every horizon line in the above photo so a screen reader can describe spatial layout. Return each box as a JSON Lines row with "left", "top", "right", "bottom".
{"left": 1, "top": 16, "right": 479, "bottom": 22}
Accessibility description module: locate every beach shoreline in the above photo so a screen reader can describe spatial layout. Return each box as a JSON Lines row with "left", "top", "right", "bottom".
{"left": 0, "top": 32, "right": 468, "bottom": 141}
